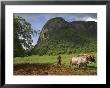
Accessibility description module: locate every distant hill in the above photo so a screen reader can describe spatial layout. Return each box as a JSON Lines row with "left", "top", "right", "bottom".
{"left": 32, "top": 17, "right": 97, "bottom": 55}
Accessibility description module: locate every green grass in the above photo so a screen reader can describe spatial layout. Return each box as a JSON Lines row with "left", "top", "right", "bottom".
{"left": 14, "top": 54, "right": 73, "bottom": 65}
{"left": 14, "top": 53, "right": 97, "bottom": 69}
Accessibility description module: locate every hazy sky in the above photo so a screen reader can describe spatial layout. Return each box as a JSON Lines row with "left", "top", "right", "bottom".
{"left": 14, "top": 13, "right": 97, "bottom": 45}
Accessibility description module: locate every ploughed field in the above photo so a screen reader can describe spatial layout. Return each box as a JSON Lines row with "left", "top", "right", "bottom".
{"left": 14, "top": 54, "right": 97, "bottom": 75}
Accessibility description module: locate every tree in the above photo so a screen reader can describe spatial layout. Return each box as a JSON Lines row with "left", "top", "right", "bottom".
{"left": 14, "top": 16, "right": 34, "bottom": 57}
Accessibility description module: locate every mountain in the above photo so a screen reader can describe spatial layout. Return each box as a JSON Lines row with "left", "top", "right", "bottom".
{"left": 32, "top": 17, "right": 97, "bottom": 55}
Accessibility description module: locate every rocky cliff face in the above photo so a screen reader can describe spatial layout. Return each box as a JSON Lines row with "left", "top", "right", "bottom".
{"left": 33, "top": 17, "right": 97, "bottom": 55}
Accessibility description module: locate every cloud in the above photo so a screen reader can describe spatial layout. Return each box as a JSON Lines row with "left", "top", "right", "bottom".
{"left": 14, "top": 13, "right": 97, "bottom": 22}
{"left": 85, "top": 17, "right": 97, "bottom": 22}
{"left": 74, "top": 16, "right": 97, "bottom": 22}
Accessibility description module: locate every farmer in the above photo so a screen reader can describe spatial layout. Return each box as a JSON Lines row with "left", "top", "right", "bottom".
{"left": 57, "top": 55, "right": 62, "bottom": 66}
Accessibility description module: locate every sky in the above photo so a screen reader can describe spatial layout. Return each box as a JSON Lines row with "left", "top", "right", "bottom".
{"left": 14, "top": 13, "right": 97, "bottom": 45}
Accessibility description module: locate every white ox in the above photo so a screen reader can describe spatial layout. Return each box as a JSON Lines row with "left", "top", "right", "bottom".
{"left": 70, "top": 55, "right": 95, "bottom": 68}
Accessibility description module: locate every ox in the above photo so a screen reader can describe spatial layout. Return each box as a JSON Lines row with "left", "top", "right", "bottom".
{"left": 70, "top": 55, "right": 95, "bottom": 68}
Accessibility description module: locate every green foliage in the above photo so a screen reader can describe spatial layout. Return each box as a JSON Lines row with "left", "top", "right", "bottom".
{"left": 33, "top": 18, "right": 97, "bottom": 56}
{"left": 33, "top": 39, "right": 97, "bottom": 56}
{"left": 14, "top": 16, "right": 34, "bottom": 57}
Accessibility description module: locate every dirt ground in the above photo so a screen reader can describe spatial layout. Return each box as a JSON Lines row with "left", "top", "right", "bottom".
{"left": 14, "top": 63, "right": 97, "bottom": 75}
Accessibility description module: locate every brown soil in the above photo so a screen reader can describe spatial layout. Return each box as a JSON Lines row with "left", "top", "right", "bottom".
{"left": 14, "top": 64, "right": 96, "bottom": 75}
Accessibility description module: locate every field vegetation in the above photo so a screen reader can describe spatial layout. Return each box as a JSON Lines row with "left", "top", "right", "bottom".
{"left": 14, "top": 53, "right": 97, "bottom": 75}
